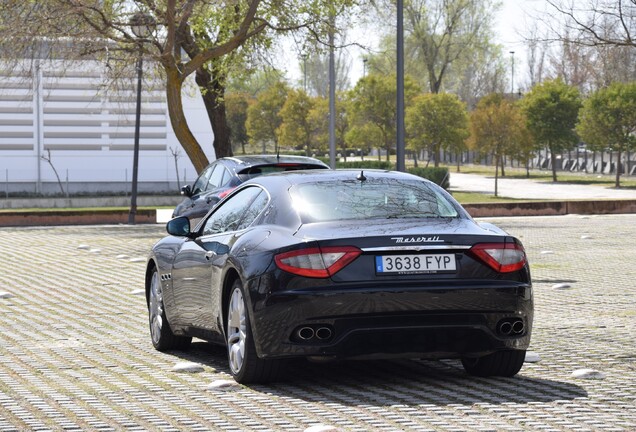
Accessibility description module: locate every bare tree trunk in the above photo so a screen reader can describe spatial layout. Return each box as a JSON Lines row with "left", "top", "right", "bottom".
{"left": 195, "top": 66, "right": 232, "bottom": 159}
{"left": 41, "top": 149, "right": 65, "bottom": 195}
{"left": 170, "top": 147, "right": 181, "bottom": 189}
{"left": 165, "top": 68, "right": 210, "bottom": 173}
{"left": 494, "top": 155, "right": 500, "bottom": 197}
{"left": 615, "top": 150, "right": 622, "bottom": 188}
{"left": 549, "top": 143, "right": 558, "bottom": 182}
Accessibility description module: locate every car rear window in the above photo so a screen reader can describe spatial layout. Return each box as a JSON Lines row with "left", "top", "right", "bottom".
{"left": 238, "top": 164, "right": 326, "bottom": 181}
{"left": 289, "top": 177, "right": 459, "bottom": 223}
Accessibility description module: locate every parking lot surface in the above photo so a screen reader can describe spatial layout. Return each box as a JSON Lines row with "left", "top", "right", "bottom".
{"left": 1, "top": 215, "right": 635, "bottom": 431}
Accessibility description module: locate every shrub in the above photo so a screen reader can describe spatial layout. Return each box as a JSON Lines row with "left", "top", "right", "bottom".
{"left": 313, "top": 159, "right": 451, "bottom": 190}
{"left": 407, "top": 167, "right": 450, "bottom": 190}
{"left": 335, "top": 160, "right": 395, "bottom": 170}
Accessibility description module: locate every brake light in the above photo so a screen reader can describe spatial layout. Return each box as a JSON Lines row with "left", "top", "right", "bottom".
{"left": 469, "top": 242, "right": 527, "bottom": 273}
{"left": 218, "top": 187, "right": 236, "bottom": 199}
{"left": 275, "top": 246, "right": 362, "bottom": 278}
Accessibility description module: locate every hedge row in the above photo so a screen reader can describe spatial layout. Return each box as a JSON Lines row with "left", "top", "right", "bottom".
{"left": 333, "top": 161, "right": 450, "bottom": 189}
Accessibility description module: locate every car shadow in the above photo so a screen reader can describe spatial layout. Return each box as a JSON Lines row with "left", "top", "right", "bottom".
{"left": 170, "top": 342, "right": 587, "bottom": 407}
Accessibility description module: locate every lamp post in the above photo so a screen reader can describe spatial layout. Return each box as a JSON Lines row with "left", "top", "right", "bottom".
{"left": 509, "top": 51, "right": 515, "bottom": 96}
{"left": 302, "top": 53, "right": 308, "bottom": 93}
{"left": 128, "top": 12, "right": 154, "bottom": 225}
{"left": 396, "top": 0, "right": 405, "bottom": 172}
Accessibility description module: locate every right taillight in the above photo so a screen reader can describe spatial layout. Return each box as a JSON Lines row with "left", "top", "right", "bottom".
{"left": 469, "top": 242, "right": 527, "bottom": 273}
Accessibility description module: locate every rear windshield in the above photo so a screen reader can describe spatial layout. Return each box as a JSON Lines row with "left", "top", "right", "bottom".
{"left": 290, "top": 177, "right": 460, "bottom": 223}
{"left": 238, "top": 164, "right": 326, "bottom": 181}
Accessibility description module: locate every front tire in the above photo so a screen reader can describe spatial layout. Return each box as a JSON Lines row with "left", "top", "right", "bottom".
{"left": 148, "top": 267, "right": 192, "bottom": 351}
{"left": 226, "top": 279, "right": 282, "bottom": 384}
{"left": 461, "top": 350, "right": 526, "bottom": 377}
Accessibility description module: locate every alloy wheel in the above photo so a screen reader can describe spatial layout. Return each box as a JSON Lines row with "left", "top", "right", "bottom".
{"left": 149, "top": 270, "right": 164, "bottom": 345}
{"left": 227, "top": 287, "right": 247, "bottom": 374}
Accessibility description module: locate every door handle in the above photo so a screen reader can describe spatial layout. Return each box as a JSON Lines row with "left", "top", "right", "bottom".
{"left": 205, "top": 251, "right": 216, "bottom": 260}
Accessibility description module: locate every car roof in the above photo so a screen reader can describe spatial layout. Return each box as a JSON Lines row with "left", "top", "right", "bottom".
{"left": 218, "top": 154, "right": 329, "bottom": 169}
{"left": 244, "top": 168, "right": 431, "bottom": 188}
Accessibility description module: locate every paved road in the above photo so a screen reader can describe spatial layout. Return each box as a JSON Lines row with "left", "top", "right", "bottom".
{"left": 1, "top": 216, "right": 635, "bottom": 431}
{"left": 450, "top": 172, "right": 636, "bottom": 200}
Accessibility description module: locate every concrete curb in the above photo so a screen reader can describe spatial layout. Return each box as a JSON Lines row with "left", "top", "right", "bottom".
{"left": 1, "top": 199, "right": 635, "bottom": 227}
{"left": 463, "top": 199, "right": 636, "bottom": 218}
{"left": 0, "top": 209, "right": 158, "bottom": 227}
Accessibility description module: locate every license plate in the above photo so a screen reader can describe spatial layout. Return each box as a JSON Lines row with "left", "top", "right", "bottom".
{"left": 375, "top": 254, "right": 456, "bottom": 274}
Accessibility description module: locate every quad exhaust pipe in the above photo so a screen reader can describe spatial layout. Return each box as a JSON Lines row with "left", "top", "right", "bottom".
{"left": 297, "top": 327, "right": 315, "bottom": 340}
{"left": 294, "top": 325, "right": 333, "bottom": 342}
{"left": 497, "top": 318, "right": 525, "bottom": 336}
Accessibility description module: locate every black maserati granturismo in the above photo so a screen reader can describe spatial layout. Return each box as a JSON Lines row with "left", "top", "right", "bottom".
{"left": 146, "top": 169, "right": 533, "bottom": 384}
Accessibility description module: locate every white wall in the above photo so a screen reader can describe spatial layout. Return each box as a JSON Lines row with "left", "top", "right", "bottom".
{"left": 0, "top": 59, "right": 215, "bottom": 194}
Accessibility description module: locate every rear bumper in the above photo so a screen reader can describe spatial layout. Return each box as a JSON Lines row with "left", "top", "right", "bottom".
{"left": 250, "top": 282, "right": 533, "bottom": 360}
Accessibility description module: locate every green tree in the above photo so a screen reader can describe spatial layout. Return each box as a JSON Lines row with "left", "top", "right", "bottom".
{"left": 246, "top": 81, "right": 289, "bottom": 152}
{"left": 345, "top": 123, "right": 382, "bottom": 159}
{"left": 404, "top": 0, "right": 498, "bottom": 95}
{"left": 521, "top": 78, "right": 582, "bottom": 182}
{"left": 577, "top": 82, "right": 636, "bottom": 188}
{"left": 277, "top": 89, "right": 315, "bottom": 155}
{"left": 3, "top": 1, "right": 359, "bottom": 172}
{"left": 469, "top": 94, "right": 531, "bottom": 196}
{"left": 225, "top": 92, "right": 251, "bottom": 154}
{"left": 406, "top": 92, "right": 469, "bottom": 168}
{"left": 307, "top": 96, "right": 350, "bottom": 157}
{"left": 348, "top": 73, "right": 420, "bottom": 161}
{"left": 228, "top": 68, "right": 288, "bottom": 98}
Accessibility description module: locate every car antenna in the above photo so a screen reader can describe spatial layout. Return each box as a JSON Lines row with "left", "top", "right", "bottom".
{"left": 356, "top": 170, "right": 367, "bottom": 182}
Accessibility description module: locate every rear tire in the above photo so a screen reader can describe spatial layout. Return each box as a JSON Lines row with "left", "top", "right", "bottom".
{"left": 226, "top": 279, "right": 283, "bottom": 384}
{"left": 461, "top": 350, "right": 526, "bottom": 377}
{"left": 148, "top": 267, "right": 192, "bottom": 351}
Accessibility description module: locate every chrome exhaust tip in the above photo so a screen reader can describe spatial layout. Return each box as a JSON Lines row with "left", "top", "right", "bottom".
{"left": 498, "top": 321, "right": 513, "bottom": 335}
{"left": 511, "top": 320, "right": 525, "bottom": 334}
{"left": 315, "top": 327, "right": 333, "bottom": 340}
{"left": 297, "top": 327, "right": 315, "bottom": 340}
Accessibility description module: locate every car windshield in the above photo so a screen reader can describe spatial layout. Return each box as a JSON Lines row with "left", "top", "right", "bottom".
{"left": 290, "top": 177, "right": 459, "bottom": 223}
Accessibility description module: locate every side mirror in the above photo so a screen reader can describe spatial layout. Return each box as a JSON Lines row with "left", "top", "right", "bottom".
{"left": 166, "top": 216, "right": 192, "bottom": 237}
{"left": 181, "top": 185, "right": 192, "bottom": 197}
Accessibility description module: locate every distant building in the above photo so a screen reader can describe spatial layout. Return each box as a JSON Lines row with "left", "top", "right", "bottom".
{"left": 0, "top": 58, "right": 214, "bottom": 195}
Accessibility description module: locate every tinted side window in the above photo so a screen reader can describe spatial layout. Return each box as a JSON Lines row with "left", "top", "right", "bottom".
{"left": 220, "top": 168, "right": 232, "bottom": 187}
{"left": 202, "top": 187, "right": 262, "bottom": 236}
{"left": 236, "top": 190, "right": 268, "bottom": 230}
{"left": 207, "top": 165, "right": 227, "bottom": 189}
{"left": 192, "top": 165, "right": 215, "bottom": 195}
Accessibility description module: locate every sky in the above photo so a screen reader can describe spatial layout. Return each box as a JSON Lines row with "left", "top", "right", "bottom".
{"left": 280, "top": 0, "right": 554, "bottom": 91}
{"left": 495, "top": 0, "right": 552, "bottom": 89}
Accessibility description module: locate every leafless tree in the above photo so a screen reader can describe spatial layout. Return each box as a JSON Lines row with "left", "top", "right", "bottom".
{"left": 41, "top": 149, "right": 66, "bottom": 196}
{"left": 546, "top": 0, "right": 636, "bottom": 49}
{"left": 170, "top": 147, "right": 182, "bottom": 190}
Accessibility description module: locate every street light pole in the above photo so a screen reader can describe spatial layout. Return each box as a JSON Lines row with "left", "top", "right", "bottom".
{"left": 396, "top": 0, "right": 405, "bottom": 172}
{"left": 510, "top": 51, "right": 515, "bottom": 96}
{"left": 302, "top": 53, "right": 308, "bottom": 93}
{"left": 128, "top": 48, "right": 143, "bottom": 225}
{"left": 328, "top": 19, "right": 336, "bottom": 169}
{"left": 128, "top": 12, "right": 155, "bottom": 225}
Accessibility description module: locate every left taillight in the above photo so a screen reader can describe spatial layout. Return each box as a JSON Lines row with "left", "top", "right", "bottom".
{"left": 469, "top": 242, "right": 527, "bottom": 273}
{"left": 274, "top": 246, "right": 362, "bottom": 278}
